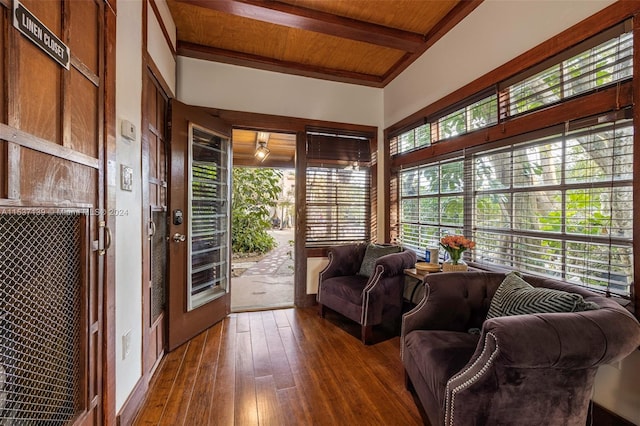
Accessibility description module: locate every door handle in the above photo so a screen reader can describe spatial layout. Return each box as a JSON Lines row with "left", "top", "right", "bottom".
{"left": 173, "top": 233, "right": 186, "bottom": 242}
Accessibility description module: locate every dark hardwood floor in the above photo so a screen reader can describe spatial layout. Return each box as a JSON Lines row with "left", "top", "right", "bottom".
{"left": 132, "top": 307, "right": 423, "bottom": 425}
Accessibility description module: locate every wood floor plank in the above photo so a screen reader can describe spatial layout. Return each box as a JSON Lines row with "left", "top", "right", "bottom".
{"left": 133, "top": 344, "right": 188, "bottom": 425}
{"left": 234, "top": 330, "right": 259, "bottom": 425}
{"left": 133, "top": 308, "right": 422, "bottom": 426}
{"left": 272, "top": 308, "right": 290, "bottom": 328}
{"left": 278, "top": 311, "right": 345, "bottom": 425}
{"left": 156, "top": 331, "right": 207, "bottom": 425}
{"left": 183, "top": 323, "right": 223, "bottom": 425}
{"left": 208, "top": 315, "right": 237, "bottom": 426}
{"left": 249, "top": 311, "right": 272, "bottom": 378}
{"left": 235, "top": 311, "right": 250, "bottom": 333}
{"left": 275, "top": 385, "right": 313, "bottom": 426}
{"left": 255, "top": 375, "right": 286, "bottom": 426}
{"left": 261, "top": 310, "right": 295, "bottom": 390}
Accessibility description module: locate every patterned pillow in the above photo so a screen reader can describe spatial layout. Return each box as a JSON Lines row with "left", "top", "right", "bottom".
{"left": 486, "top": 272, "right": 600, "bottom": 319}
{"left": 357, "top": 244, "right": 402, "bottom": 277}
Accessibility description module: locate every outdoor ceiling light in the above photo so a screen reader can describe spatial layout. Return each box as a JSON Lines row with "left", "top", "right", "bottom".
{"left": 255, "top": 141, "right": 270, "bottom": 161}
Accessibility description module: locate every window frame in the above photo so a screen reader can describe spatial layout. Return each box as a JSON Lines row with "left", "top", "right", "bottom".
{"left": 385, "top": 13, "right": 639, "bottom": 315}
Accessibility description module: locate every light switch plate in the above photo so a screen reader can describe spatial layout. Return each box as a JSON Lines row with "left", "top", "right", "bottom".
{"left": 120, "top": 164, "right": 133, "bottom": 191}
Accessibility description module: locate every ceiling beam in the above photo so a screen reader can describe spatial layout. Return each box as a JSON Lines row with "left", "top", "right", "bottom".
{"left": 178, "top": 41, "right": 385, "bottom": 87}
{"left": 177, "top": 0, "right": 425, "bottom": 52}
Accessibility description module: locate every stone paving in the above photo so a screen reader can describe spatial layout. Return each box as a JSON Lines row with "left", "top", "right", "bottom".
{"left": 230, "top": 229, "right": 295, "bottom": 312}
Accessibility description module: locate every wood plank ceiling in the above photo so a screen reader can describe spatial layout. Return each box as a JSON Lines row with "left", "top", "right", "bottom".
{"left": 232, "top": 129, "right": 296, "bottom": 168}
{"left": 167, "top": 0, "right": 482, "bottom": 88}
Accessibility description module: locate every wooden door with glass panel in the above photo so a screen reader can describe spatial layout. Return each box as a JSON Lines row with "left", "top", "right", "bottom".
{"left": 167, "top": 100, "right": 232, "bottom": 351}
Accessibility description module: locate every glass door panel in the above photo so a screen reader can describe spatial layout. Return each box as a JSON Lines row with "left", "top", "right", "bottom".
{"left": 188, "top": 125, "right": 230, "bottom": 311}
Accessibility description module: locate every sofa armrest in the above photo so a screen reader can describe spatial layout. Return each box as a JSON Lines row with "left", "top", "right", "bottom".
{"left": 373, "top": 250, "right": 416, "bottom": 278}
{"left": 361, "top": 250, "right": 416, "bottom": 326}
{"left": 319, "top": 243, "right": 367, "bottom": 280}
{"left": 479, "top": 307, "right": 640, "bottom": 368}
{"left": 443, "top": 307, "right": 640, "bottom": 425}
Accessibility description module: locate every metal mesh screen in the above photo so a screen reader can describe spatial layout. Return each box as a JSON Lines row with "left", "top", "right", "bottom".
{"left": 0, "top": 213, "right": 82, "bottom": 425}
{"left": 151, "top": 211, "right": 166, "bottom": 323}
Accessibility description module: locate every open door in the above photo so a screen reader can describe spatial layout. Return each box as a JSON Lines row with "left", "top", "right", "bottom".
{"left": 167, "top": 100, "right": 232, "bottom": 351}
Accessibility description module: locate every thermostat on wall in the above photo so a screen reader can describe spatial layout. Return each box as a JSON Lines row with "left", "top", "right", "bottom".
{"left": 121, "top": 119, "right": 137, "bottom": 141}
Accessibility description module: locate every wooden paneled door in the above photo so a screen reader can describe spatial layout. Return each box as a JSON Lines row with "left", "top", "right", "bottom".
{"left": 0, "top": 0, "right": 108, "bottom": 424}
{"left": 167, "top": 100, "right": 232, "bottom": 351}
{"left": 142, "top": 69, "right": 169, "bottom": 376}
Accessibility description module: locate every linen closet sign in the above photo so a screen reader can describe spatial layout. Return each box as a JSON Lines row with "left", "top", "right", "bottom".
{"left": 13, "top": 0, "right": 70, "bottom": 70}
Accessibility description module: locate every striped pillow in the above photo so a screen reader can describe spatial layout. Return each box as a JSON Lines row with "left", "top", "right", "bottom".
{"left": 486, "top": 272, "right": 599, "bottom": 319}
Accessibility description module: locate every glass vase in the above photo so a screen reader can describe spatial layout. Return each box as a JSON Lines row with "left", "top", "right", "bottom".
{"left": 442, "top": 259, "right": 468, "bottom": 272}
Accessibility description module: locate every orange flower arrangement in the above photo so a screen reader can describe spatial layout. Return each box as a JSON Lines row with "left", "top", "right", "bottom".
{"left": 440, "top": 235, "right": 475, "bottom": 265}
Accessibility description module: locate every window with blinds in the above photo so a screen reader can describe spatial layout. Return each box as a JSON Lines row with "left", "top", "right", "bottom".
{"left": 398, "top": 158, "right": 464, "bottom": 257}
{"left": 501, "top": 21, "right": 633, "bottom": 118}
{"left": 306, "top": 131, "right": 372, "bottom": 247}
{"left": 472, "top": 118, "right": 633, "bottom": 297}
{"left": 390, "top": 94, "right": 497, "bottom": 156}
{"left": 391, "top": 123, "right": 431, "bottom": 156}
{"left": 390, "top": 22, "right": 635, "bottom": 299}
{"left": 434, "top": 94, "right": 498, "bottom": 141}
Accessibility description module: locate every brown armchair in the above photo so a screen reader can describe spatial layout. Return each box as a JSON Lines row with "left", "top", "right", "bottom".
{"left": 401, "top": 271, "right": 640, "bottom": 426}
{"left": 317, "top": 243, "right": 416, "bottom": 344}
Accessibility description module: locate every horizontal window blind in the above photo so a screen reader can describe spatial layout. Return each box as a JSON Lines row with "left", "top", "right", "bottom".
{"left": 390, "top": 122, "right": 431, "bottom": 156}
{"left": 305, "top": 130, "right": 372, "bottom": 247}
{"left": 472, "top": 118, "right": 633, "bottom": 297}
{"left": 398, "top": 158, "right": 464, "bottom": 258}
{"left": 434, "top": 94, "right": 498, "bottom": 141}
{"left": 502, "top": 27, "right": 633, "bottom": 117}
{"left": 306, "top": 167, "right": 370, "bottom": 247}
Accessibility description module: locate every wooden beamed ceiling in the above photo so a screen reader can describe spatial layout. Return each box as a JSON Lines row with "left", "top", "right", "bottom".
{"left": 168, "top": 0, "right": 483, "bottom": 87}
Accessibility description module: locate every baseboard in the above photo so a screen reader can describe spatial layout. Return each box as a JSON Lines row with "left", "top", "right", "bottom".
{"left": 116, "top": 376, "right": 148, "bottom": 426}
{"left": 588, "top": 401, "right": 635, "bottom": 426}
{"left": 296, "top": 293, "right": 316, "bottom": 308}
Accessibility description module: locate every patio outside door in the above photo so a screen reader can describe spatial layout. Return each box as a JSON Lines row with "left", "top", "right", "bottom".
{"left": 167, "top": 100, "right": 232, "bottom": 350}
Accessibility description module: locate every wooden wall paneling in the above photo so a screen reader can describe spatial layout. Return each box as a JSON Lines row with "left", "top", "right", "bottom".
{"left": 6, "top": 142, "right": 19, "bottom": 199}
{"left": 69, "top": 69, "right": 99, "bottom": 157}
{"left": 6, "top": 0, "right": 20, "bottom": 200}
{"left": 16, "top": 0, "right": 63, "bottom": 144}
{"left": 0, "top": 3, "right": 5, "bottom": 198}
{"left": 19, "top": 150, "right": 96, "bottom": 204}
{"left": 69, "top": 0, "right": 99, "bottom": 74}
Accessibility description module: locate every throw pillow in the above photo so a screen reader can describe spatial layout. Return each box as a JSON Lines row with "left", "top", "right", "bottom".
{"left": 486, "top": 272, "right": 599, "bottom": 319}
{"left": 357, "top": 244, "right": 402, "bottom": 278}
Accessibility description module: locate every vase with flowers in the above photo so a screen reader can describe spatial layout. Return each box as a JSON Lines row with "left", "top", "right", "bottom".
{"left": 440, "top": 235, "right": 475, "bottom": 272}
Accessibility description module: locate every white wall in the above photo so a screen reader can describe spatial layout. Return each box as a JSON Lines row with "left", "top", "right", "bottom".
{"left": 114, "top": 0, "right": 177, "bottom": 413}
{"left": 147, "top": 1, "right": 176, "bottom": 96}
{"left": 114, "top": 0, "right": 143, "bottom": 411}
{"left": 177, "top": 57, "right": 382, "bottom": 126}
{"left": 384, "top": 0, "right": 617, "bottom": 128}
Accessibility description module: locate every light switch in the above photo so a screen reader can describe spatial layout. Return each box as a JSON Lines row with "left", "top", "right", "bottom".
{"left": 121, "top": 165, "right": 133, "bottom": 191}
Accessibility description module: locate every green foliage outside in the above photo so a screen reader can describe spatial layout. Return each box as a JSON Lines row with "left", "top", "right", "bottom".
{"left": 232, "top": 167, "right": 282, "bottom": 254}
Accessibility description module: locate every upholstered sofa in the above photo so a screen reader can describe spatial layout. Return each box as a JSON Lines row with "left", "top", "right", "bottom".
{"left": 317, "top": 243, "right": 416, "bottom": 344}
{"left": 401, "top": 271, "right": 640, "bottom": 426}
